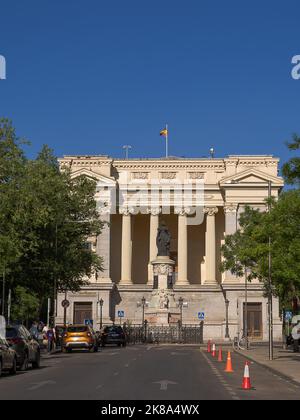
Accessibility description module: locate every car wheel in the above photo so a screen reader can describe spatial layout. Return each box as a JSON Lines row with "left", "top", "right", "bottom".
{"left": 10, "top": 358, "right": 17, "bottom": 375}
{"left": 117, "top": 343, "right": 121, "bottom": 347}
{"left": 32, "top": 351, "right": 41, "bottom": 369}
{"left": 0, "top": 359, "right": 2, "bottom": 377}
{"left": 20, "top": 353, "right": 29, "bottom": 371}
{"left": 67, "top": 348, "right": 72, "bottom": 353}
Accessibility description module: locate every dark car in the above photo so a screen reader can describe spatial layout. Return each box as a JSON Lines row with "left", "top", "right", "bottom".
{"left": 101, "top": 325, "right": 126, "bottom": 347}
{"left": 6, "top": 325, "right": 41, "bottom": 370}
{"left": 0, "top": 336, "right": 17, "bottom": 377}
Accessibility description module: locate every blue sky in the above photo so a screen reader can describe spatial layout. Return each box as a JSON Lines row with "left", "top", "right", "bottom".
{"left": 0, "top": 0, "right": 299, "bottom": 170}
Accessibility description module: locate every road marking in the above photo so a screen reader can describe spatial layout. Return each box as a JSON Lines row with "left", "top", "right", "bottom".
{"left": 28, "top": 380, "right": 56, "bottom": 391}
{"left": 96, "top": 385, "right": 103, "bottom": 390}
{"left": 113, "top": 372, "right": 119, "bottom": 376}
{"left": 200, "top": 350, "right": 240, "bottom": 401}
{"left": 125, "top": 363, "right": 130, "bottom": 367}
{"left": 153, "top": 380, "right": 178, "bottom": 391}
{"left": 170, "top": 352, "right": 188, "bottom": 356}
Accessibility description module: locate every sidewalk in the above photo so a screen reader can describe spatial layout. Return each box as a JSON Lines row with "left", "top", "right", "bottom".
{"left": 235, "top": 344, "right": 300, "bottom": 384}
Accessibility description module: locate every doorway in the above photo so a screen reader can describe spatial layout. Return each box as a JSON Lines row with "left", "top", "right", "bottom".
{"left": 73, "top": 302, "right": 93, "bottom": 324}
{"left": 243, "top": 303, "right": 263, "bottom": 339}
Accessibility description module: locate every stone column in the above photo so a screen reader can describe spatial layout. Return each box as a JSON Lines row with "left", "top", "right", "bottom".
{"left": 96, "top": 210, "right": 112, "bottom": 283}
{"left": 119, "top": 208, "right": 133, "bottom": 285}
{"left": 224, "top": 204, "right": 238, "bottom": 235}
{"left": 223, "top": 204, "right": 239, "bottom": 283}
{"left": 204, "top": 207, "right": 218, "bottom": 284}
{"left": 175, "top": 208, "right": 189, "bottom": 286}
{"left": 147, "top": 207, "right": 161, "bottom": 285}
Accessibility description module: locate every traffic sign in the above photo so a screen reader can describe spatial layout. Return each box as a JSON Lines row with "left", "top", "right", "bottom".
{"left": 118, "top": 310, "right": 125, "bottom": 318}
{"left": 285, "top": 311, "right": 293, "bottom": 321}
{"left": 84, "top": 319, "right": 93, "bottom": 326}
{"left": 61, "top": 299, "right": 70, "bottom": 309}
{"left": 198, "top": 312, "right": 205, "bottom": 320}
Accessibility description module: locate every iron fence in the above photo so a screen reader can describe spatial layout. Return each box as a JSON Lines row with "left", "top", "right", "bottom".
{"left": 125, "top": 323, "right": 203, "bottom": 345}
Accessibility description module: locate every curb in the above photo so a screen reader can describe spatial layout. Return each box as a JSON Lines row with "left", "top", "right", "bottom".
{"left": 234, "top": 349, "right": 300, "bottom": 387}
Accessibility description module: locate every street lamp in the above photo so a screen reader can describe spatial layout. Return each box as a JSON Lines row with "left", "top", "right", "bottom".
{"left": 1, "top": 268, "right": 5, "bottom": 317}
{"left": 141, "top": 296, "right": 146, "bottom": 342}
{"left": 141, "top": 296, "right": 146, "bottom": 325}
{"left": 178, "top": 297, "right": 184, "bottom": 326}
{"left": 224, "top": 298, "right": 229, "bottom": 339}
{"left": 244, "top": 267, "right": 249, "bottom": 350}
{"left": 98, "top": 297, "right": 104, "bottom": 330}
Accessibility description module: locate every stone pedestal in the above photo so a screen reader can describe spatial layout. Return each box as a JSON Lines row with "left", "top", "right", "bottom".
{"left": 145, "top": 256, "right": 181, "bottom": 325}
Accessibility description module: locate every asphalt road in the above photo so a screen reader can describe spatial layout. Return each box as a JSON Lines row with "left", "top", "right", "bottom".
{"left": 0, "top": 344, "right": 299, "bottom": 400}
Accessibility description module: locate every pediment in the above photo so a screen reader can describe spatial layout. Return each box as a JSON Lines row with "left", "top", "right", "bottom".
{"left": 219, "top": 168, "right": 284, "bottom": 187}
{"left": 70, "top": 168, "right": 116, "bottom": 185}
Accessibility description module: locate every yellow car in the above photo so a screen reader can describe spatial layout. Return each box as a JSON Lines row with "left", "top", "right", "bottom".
{"left": 63, "top": 325, "right": 98, "bottom": 353}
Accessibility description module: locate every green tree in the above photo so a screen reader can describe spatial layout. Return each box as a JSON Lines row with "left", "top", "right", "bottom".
{"left": 10, "top": 286, "right": 40, "bottom": 326}
{"left": 0, "top": 120, "right": 104, "bottom": 318}
{"left": 282, "top": 134, "right": 300, "bottom": 186}
{"left": 221, "top": 192, "right": 300, "bottom": 314}
{"left": 13, "top": 145, "right": 104, "bottom": 305}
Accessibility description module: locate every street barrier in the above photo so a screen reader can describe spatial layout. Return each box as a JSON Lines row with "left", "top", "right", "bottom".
{"left": 242, "top": 361, "right": 252, "bottom": 390}
{"left": 211, "top": 343, "right": 216, "bottom": 357}
{"left": 224, "top": 351, "right": 234, "bottom": 373}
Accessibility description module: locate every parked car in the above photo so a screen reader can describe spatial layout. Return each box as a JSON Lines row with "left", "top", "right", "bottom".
{"left": 62, "top": 325, "right": 98, "bottom": 353}
{"left": 6, "top": 325, "right": 41, "bottom": 370}
{"left": 101, "top": 325, "right": 126, "bottom": 347}
{"left": 0, "top": 336, "right": 17, "bottom": 377}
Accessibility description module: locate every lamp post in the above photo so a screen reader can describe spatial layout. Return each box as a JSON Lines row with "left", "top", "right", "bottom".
{"left": 98, "top": 297, "right": 104, "bottom": 330}
{"left": 244, "top": 267, "right": 249, "bottom": 350}
{"left": 141, "top": 296, "right": 146, "bottom": 342}
{"left": 178, "top": 297, "right": 184, "bottom": 326}
{"left": 1, "top": 268, "right": 5, "bottom": 317}
{"left": 225, "top": 298, "right": 230, "bottom": 339}
{"left": 141, "top": 296, "right": 146, "bottom": 325}
{"left": 267, "top": 180, "right": 273, "bottom": 361}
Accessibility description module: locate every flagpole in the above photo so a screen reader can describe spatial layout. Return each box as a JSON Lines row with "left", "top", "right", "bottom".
{"left": 165, "top": 124, "right": 168, "bottom": 158}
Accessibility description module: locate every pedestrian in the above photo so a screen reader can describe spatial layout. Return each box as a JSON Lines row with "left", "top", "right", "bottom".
{"left": 46, "top": 325, "right": 56, "bottom": 353}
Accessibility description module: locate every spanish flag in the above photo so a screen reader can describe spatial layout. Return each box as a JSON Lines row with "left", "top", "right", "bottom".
{"left": 160, "top": 128, "right": 168, "bottom": 137}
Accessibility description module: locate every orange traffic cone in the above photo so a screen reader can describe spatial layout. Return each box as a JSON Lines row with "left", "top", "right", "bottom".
{"left": 224, "top": 351, "right": 234, "bottom": 372}
{"left": 211, "top": 343, "right": 216, "bottom": 357}
{"left": 242, "top": 361, "right": 252, "bottom": 390}
{"left": 218, "top": 346, "right": 223, "bottom": 362}
{"left": 207, "top": 340, "right": 211, "bottom": 353}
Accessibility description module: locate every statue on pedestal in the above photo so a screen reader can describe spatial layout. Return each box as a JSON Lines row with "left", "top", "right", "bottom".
{"left": 156, "top": 222, "right": 171, "bottom": 257}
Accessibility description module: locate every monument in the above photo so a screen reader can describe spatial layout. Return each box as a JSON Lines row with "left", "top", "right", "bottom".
{"left": 145, "top": 222, "right": 181, "bottom": 325}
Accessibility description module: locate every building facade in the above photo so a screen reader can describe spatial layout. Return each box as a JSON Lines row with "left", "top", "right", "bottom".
{"left": 56, "top": 154, "right": 284, "bottom": 341}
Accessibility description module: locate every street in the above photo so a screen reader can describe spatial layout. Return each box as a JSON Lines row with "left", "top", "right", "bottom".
{"left": 0, "top": 345, "right": 299, "bottom": 400}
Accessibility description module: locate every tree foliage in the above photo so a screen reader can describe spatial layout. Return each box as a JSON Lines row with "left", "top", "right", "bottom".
{"left": 221, "top": 191, "right": 300, "bottom": 310}
{"left": 282, "top": 133, "right": 300, "bottom": 186}
{"left": 10, "top": 286, "right": 40, "bottom": 325}
{"left": 0, "top": 119, "right": 104, "bottom": 315}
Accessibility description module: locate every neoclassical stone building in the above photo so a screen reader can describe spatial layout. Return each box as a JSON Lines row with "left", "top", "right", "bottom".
{"left": 56, "top": 154, "right": 284, "bottom": 341}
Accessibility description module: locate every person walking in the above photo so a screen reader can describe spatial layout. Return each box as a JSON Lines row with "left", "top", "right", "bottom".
{"left": 46, "top": 325, "right": 56, "bottom": 353}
